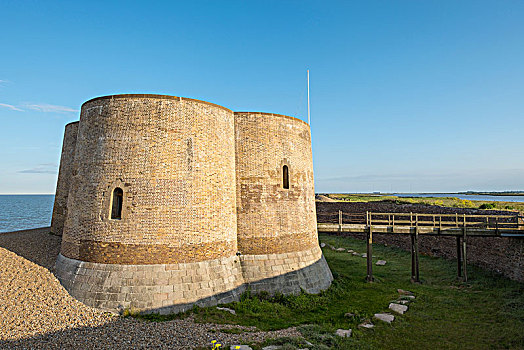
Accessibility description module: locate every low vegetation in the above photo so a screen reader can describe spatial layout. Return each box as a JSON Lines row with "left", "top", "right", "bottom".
{"left": 138, "top": 234, "right": 524, "bottom": 349}
{"left": 324, "top": 193, "right": 524, "bottom": 212}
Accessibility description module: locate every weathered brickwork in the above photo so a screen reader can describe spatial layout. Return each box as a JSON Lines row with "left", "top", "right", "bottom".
{"left": 53, "top": 94, "right": 332, "bottom": 313}
{"left": 50, "top": 122, "right": 78, "bottom": 236}
{"left": 234, "top": 112, "right": 318, "bottom": 255}
{"left": 61, "top": 95, "right": 238, "bottom": 264}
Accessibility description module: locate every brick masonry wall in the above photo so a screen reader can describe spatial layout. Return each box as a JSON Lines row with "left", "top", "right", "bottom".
{"left": 234, "top": 112, "right": 318, "bottom": 255}
{"left": 50, "top": 122, "right": 78, "bottom": 236}
{"left": 61, "top": 95, "right": 239, "bottom": 265}
{"left": 234, "top": 112, "right": 330, "bottom": 287}
{"left": 317, "top": 201, "right": 524, "bottom": 282}
{"left": 53, "top": 95, "right": 333, "bottom": 313}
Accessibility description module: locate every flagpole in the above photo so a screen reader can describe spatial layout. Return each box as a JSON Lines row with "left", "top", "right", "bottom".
{"left": 307, "top": 69, "right": 310, "bottom": 125}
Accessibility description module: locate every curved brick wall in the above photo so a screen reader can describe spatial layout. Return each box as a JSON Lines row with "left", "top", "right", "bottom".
{"left": 56, "top": 95, "right": 244, "bottom": 311}
{"left": 54, "top": 96, "right": 333, "bottom": 313}
{"left": 234, "top": 112, "right": 332, "bottom": 291}
{"left": 51, "top": 121, "right": 79, "bottom": 236}
{"left": 61, "top": 95, "right": 238, "bottom": 264}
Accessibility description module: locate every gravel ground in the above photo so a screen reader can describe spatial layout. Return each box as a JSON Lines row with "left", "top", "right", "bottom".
{"left": 0, "top": 228, "right": 299, "bottom": 349}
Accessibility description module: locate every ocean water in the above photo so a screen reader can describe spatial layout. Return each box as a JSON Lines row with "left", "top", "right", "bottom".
{"left": 0, "top": 195, "right": 55, "bottom": 233}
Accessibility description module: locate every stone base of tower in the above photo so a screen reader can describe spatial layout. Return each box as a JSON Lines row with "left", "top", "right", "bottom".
{"left": 54, "top": 254, "right": 246, "bottom": 314}
{"left": 55, "top": 246, "right": 333, "bottom": 314}
{"left": 240, "top": 246, "right": 333, "bottom": 295}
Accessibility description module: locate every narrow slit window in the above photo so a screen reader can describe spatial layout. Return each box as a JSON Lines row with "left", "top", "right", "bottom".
{"left": 111, "top": 187, "right": 123, "bottom": 220}
{"left": 283, "top": 165, "right": 289, "bottom": 189}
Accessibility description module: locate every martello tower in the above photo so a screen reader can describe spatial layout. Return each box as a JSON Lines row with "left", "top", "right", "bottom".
{"left": 53, "top": 94, "right": 332, "bottom": 313}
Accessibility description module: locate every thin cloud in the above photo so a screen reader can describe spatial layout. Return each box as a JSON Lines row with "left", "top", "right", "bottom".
{"left": 25, "top": 103, "right": 77, "bottom": 113}
{"left": 18, "top": 163, "right": 57, "bottom": 174}
{"left": 0, "top": 103, "right": 24, "bottom": 112}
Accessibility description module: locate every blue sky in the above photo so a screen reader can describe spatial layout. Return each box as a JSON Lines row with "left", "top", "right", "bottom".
{"left": 1, "top": 0, "right": 523, "bottom": 194}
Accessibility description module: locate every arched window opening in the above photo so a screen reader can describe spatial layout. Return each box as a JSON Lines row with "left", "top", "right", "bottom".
{"left": 111, "top": 187, "right": 123, "bottom": 220}
{"left": 283, "top": 165, "right": 289, "bottom": 189}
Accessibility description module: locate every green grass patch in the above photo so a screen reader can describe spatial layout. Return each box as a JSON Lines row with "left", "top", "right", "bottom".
{"left": 137, "top": 234, "right": 524, "bottom": 349}
{"left": 324, "top": 193, "right": 524, "bottom": 212}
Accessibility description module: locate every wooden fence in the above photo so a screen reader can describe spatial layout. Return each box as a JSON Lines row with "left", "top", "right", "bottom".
{"left": 317, "top": 211, "right": 523, "bottom": 283}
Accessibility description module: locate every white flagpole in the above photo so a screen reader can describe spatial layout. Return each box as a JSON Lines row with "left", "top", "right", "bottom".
{"left": 307, "top": 69, "right": 310, "bottom": 125}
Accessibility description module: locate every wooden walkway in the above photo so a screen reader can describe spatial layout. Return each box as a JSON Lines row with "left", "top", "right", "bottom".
{"left": 317, "top": 211, "right": 524, "bottom": 282}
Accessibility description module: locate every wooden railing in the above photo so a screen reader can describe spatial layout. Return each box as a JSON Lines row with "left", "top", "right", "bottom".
{"left": 366, "top": 212, "right": 522, "bottom": 230}
{"left": 317, "top": 211, "right": 523, "bottom": 231}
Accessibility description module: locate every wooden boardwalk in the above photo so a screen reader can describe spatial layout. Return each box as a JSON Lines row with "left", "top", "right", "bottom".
{"left": 317, "top": 211, "right": 524, "bottom": 282}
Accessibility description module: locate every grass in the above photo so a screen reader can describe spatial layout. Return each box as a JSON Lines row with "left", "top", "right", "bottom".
{"left": 137, "top": 234, "right": 524, "bottom": 349}
{"left": 324, "top": 193, "right": 524, "bottom": 212}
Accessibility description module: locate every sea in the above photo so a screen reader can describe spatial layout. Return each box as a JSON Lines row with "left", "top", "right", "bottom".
{"left": 1, "top": 192, "right": 523, "bottom": 234}
{"left": 0, "top": 195, "right": 54, "bottom": 233}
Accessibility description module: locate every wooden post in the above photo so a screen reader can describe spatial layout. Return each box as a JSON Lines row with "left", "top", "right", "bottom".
{"left": 415, "top": 226, "right": 420, "bottom": 282}
{"left": 392, "top": 214, "right": 395, "bottom": 228}
{"left": 456, "top": 236, "right": 462, "bottom": 278}
{"left": 338, "top": 210, "right": 342, "bottom": 233}
{"left": 410, "top": 231, "right": 419, "bottom": 283}
{"left": 462, "top": 226, "right": 468, "bottom": 281}
{"left": 366, "top": 226, "right": 373, "bottom": 282}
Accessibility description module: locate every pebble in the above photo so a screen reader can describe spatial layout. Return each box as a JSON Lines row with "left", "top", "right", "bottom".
{"left": 0, "top": 228, "right": 301, "bottom": 349}
{"left": 389, "top": 303, "right": 408, "bottom": 314}
{"left": 335, "top": 329, "right": 352, "bottom": 337}
{"left": 359, "top": 322, "right": 374, "bottom": 329}
{"left": 398, "top": 289, "right": 413, "bottom": 296}
{"left": 217, "top": 307, "right": 236, "bottom": 315}
{"left": 376, "top": 260, "right": 387, "bottom": 266}
{"left": 374, "top": 313, "right": 395, "bottom": 323}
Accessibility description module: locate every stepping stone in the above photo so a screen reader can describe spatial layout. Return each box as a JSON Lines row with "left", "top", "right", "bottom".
{"left": 361, "top": 253, "right": 367, "bottom": 258}
{"left": 400, "top": 295, "right": 415, "bottom": 300}
{"left": 335, "top": 329, "right": 352, "bottom": 337}
{"left": 376, "top": 260, "right": 387, "bottom": 266}
{"left": 231, "top": 346, "right": 252, "bottom": 350}
{"left": 320, "top": 243, "right": 326, "bottom": 248}
{"left": 262, "top": 346, "right": 282, "bottom": 350}
{"left": 396, "top": 300, "right": 410, "bottom": 305}
{"left": 352, "top": 252, "right": 360, "bottom": 256}
{"left": 359, "top": 321, "right": 374, "bottom": 329}
{"left": 336, "top": 247, "right": 346, "bottom": 251}
{"left": 398, "top": 289, "right": 413, "bottom": 295}
{"left": 374, "top": 313, "right": 395, "bottom": 323}
{"left": 347, "top": 249, "right": 354, "bottom": 253}
{"left": 344, "top": 312, "right": 355, "bottom": 318}
{"left": 389, "top": 303, "right": 408, "bottom": 314}
{"left": 217, "top": 307, "right": 236, "bottom": 315}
